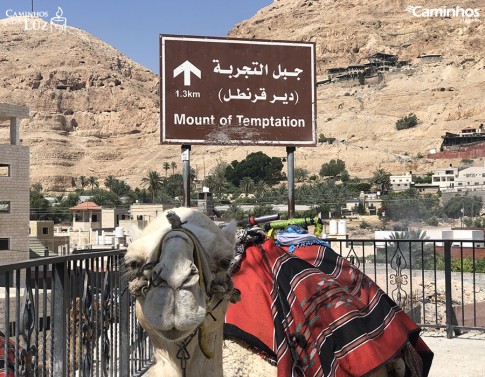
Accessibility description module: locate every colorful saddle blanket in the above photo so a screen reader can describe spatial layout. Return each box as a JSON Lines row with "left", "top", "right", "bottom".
{"left": 224, "top": 239, "right": 433, "bottom": 377}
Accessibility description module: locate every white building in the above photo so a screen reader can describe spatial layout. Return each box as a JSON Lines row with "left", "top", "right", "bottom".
{"left": 0, "top": 103, "right": 30, "bottom": 263}
{"left": 390, "top": 171, "right": 414, "bottom": 192}
{"left": 450, "top": 166, "right": 485, "bottom": 192}
{"left": 432, "top": 166, "right": 459, "bottom": 190}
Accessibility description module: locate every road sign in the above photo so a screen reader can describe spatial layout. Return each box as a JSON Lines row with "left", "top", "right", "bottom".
{"left": 160, "top": 35, "right": 316, "bottom": 146}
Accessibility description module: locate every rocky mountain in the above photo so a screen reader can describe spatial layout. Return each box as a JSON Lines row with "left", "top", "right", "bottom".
{"left": 0, "top": 2, "right": 484, "bottom": 192}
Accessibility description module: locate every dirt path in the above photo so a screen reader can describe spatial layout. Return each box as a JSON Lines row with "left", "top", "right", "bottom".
{"left": 421, "top": 331, "right": 485, "bottom": 377}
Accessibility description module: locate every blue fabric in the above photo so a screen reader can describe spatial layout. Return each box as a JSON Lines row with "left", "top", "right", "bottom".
{"left": 275, "top": 225, "right": 330, "bottom": 253}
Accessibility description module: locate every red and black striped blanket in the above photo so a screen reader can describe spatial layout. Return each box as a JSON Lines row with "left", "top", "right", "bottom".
{"left": 224, "top": 239, "right": 433, "bottom": 377}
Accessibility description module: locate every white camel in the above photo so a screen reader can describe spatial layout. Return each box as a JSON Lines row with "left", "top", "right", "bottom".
{"left": 124, "top": 208, "right": 406, "bottom": 377}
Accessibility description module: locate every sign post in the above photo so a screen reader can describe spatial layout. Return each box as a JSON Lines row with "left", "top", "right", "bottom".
{"left": 160, "top": 35, "right": 316, "bottom": 212}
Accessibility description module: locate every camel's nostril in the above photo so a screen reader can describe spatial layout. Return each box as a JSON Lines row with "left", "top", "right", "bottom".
{"left": 190, "top": 263, "right": 198, "bottom": 275}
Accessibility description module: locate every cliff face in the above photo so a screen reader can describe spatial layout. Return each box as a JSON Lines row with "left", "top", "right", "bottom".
{"left": 0, "top": 16, "right": 173, "bottom": 191}
{"left": 228, "top": 0, "right": 485, "bottom": 175}
{"left": 1, "top": 3, "right": 484, "bottom": 192}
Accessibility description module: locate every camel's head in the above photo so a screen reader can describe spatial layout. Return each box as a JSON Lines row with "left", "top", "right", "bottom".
{"left": 124, "top": 208, "right": 239, "bottom": 342}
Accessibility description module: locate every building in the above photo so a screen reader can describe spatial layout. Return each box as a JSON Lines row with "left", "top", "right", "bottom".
{"left": 69, "top": 202, "right": 129, "bottom": 249}
{"left": 29, "top": 220, "right": 70, "bottom": 256}
{"left": 390, "top": 172, "right": 414, "bottom": 192}
{"left": 432, "top": 166, "right": 459, "bottom": 190}
{"left": 435, "top": 165, "right": 485, "bottom": 193}
{"left": 0, "top": 103, "right": 30, "bottom": 263}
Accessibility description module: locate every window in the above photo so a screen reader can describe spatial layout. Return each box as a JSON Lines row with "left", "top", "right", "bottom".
{"left": 92, "top": 214, "right": 98, "bottom": 222}
{"left": 42, "top": 227, "right": 49, "bottom": 235}
{"left": 0, "top": 201, "right": 11, "bottom": 213}
{"left": 0, "top": 164, "right": 10, "bottom": 177}
{"left": 0, "top": 238, "right": 9, "bottom": 250}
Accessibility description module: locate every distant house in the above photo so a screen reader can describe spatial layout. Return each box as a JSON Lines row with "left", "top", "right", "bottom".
{"left": 68, "top": 202, "right": 130, "bottom": 248}
{"left": 417, "top": 54, "right": 442, "bottom": 62}
{"left": 367, "top": 53, "right": 398, "bottom": 66}
{"left": 390, "top": 172, "right": 414, "bottom": 192}
{"left": 29, "top": 220, "right": 70, "bottom": 256}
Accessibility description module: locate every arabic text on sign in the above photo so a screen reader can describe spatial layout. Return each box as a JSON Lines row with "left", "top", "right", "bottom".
{"left": 213, "top": 60, "right": 303, "bottom": 80}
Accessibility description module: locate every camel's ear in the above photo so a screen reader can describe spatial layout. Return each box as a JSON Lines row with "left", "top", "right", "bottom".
{"left": 222, "top": 220, "right": 238, "bottom": 245}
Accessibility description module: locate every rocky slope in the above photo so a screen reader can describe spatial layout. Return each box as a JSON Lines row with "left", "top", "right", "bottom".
{"left": 0, "top": 2, "right": 484, "bottom": 192}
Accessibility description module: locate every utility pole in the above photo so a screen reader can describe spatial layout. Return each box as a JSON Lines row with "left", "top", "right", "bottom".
{"left": 31, "top": 0, "right": 34, "bottom": 12}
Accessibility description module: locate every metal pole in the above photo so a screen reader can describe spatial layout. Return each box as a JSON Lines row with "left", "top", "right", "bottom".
{"left": 181, "top": 145, "right": 191, "bottom": 207}
{"left": 287, "top": 146, "right": 296, "bottom": 218}
{"left": 444, "top": 240, "right": 454, "bottom": 338}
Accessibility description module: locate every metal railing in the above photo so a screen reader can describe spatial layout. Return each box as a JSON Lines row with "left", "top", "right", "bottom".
{"left": 0, "top": 250, "right": 151, "bottom": 377}
{"left": 1, "top": 239, "right": 484, "bottom": 375}
{"left": 328, "top": 239, "right": 485, "bottom": 338}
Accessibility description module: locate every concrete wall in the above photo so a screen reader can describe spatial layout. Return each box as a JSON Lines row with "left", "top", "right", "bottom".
{"left": 0, "top": 144, "right": 30, "bottom": 263}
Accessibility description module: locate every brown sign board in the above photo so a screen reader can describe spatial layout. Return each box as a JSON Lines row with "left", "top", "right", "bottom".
{"left": 160, "top": 35, "right": 316, "bottom": 146}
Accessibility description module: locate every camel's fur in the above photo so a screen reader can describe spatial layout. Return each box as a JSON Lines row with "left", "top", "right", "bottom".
{"left": 125, "top": 207, "right": 239, "bottom": 377}
{"left": 125, "top": 208, "right": 405, "bottom": 377}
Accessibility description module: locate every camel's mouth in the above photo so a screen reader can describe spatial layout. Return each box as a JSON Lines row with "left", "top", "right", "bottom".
{"left": 162, "top": 327, "right": 195, "bottom": 341}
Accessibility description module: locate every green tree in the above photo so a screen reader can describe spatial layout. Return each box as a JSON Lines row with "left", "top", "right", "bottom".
{"left": 163, "top": 162, "right": 171, "bottom": 178}
{"left": 170, "top": 161, "right": 177, "bottom": 176}
{"left": 319, "top": 159, "right": 346, "bottom": 178}
{"left": 79, "top": 176, "right": 87, "bottom": 190}
{"left": 104, "top": 175, "right": 116, "bottom": 192}
{"left": 30, "top": 183, "right": 50, "bottom": 220}
{"left": 395, "top": 113, "right": 418, "bottom": 130}
{"left": 443, "top": 195, "right": 482, "bottom": 219}
{"left": 371, "top": 168, "right": 391, "bottom": 194}
{"left": 87, "top": 176, "right": 99, "bottom": 193}
{"left": 295, "top": 167, "right": 309, "bottom": 182}
{"left": 141, "top": 171, "right": 164, "bottom": 203}
{"left": 381, "top": 190, "right": 440, "bottom": 222}
{"left": 225, "top": 152, "right": 283, "bottom": 187}
{"left": 91, "top": 189, "right": 122, "bottom": 207}
{"left": 239, "top": 177, "right": 255, "bottom": 197}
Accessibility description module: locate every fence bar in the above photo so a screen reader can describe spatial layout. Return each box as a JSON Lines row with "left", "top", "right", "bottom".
{"left": 52, "top": 261, "right": 68, "bottom": 376}
{"left": 444, "top": 240, "right": 454, "bottom": 339}
{"left": 119, "top": 256, "right": 130, "bottom": 377}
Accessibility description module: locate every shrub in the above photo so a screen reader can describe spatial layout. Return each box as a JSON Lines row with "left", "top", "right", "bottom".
{"left": 395, "top": 113, "right": 418, "bottom": 130}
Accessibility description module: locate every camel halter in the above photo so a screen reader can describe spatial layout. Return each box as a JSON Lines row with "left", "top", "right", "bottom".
{"left": 137, "top": 211, "right": 222, "bottom": 374}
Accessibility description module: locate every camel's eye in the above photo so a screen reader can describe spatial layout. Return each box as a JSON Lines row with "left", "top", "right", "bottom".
{"left": 219, "top": 258, "right": 231, "bottom": 269}
{"left": 126, "top": 259, "right": 143, "bottom": 271}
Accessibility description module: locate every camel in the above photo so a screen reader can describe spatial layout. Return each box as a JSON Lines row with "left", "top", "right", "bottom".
{"left": 124, "top": 208, "right": 427, "bottom": 377}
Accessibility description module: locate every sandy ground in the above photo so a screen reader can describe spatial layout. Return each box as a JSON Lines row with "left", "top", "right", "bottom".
{"left": 421, "top": 330, "right": 485, "bottom": 377}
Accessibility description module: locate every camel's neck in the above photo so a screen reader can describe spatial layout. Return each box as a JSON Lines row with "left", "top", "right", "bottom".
{"left": 148, "top": 325, "right": 224, "bottom": 377}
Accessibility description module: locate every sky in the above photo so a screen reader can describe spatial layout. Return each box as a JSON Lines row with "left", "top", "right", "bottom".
{"left": 1, "top": 0, "right": 273, "bottom": 73}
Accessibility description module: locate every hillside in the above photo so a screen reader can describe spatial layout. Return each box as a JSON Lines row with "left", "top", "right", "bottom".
{"left": 0, "top": 2, "right": 484, "bottom": 192}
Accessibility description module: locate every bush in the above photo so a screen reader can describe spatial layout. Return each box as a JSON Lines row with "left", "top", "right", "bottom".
{"left": 395, "top": 113, "right": 418, "bottom": 130}
{"left": 425, "top": 216, "right": 439, "bottom": 226}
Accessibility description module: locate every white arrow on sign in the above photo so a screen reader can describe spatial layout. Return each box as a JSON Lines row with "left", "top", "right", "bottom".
{"left": 173, "top": 60, "right": 201, "bottom": 86}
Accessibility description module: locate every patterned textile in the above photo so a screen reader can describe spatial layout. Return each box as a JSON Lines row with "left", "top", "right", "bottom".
{"left": 224, "top": 240, "right": 433, "bottom": 377}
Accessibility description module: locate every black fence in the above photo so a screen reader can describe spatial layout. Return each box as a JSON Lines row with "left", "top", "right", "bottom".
{"left": 0, "top": 250, "right": 151, "bottom": 377}
{"left": 1, "top": 239, "right": 484, "bottom": 375}
{"left": 329, "top": 239, "right": 485, "bottom": 338}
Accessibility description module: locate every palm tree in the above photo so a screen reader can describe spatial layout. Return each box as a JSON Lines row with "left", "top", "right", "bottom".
{"left": 372, "top": 168, "right": 391, "bottom": 194}
{"left": 104, "top": 175, "right": 116, "bottom": 192}
{"left": 79, "top": 176, "right": 87, "bottom": 190}
{"left": 141, "top": 171, "right": 164, "bottom": 203}
{"left": 239, "top": 177, "right": 255, "bottom": 198}
{"left": 170, "top": 162, "right": 177, "bottom": 176}
{"left": 254, "top": 180, "right": 268, "bottom": 202}
{"left": 87, "top": 176, "right": 99, "bottom": 193}
{"left": 163, "top": 162, "right": 171, "bottom": 178}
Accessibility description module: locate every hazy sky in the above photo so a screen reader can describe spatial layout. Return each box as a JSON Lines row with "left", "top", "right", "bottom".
{"left": 1, "top": 0, "right": 273, "bottom": 72}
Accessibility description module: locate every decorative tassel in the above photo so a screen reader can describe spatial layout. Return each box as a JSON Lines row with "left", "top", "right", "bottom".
{"left": 166, "top": 211, "right": 183, "bottom": 229}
